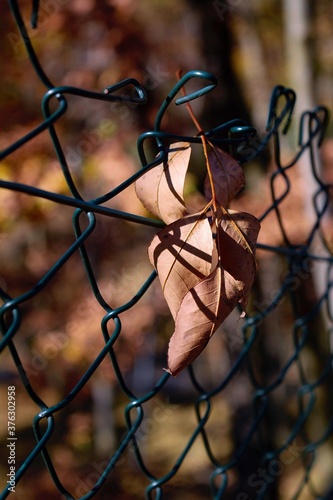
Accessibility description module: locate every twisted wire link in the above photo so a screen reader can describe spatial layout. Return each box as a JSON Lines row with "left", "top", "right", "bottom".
{"left": 1, "top": 1, "right": 333, "bottom": 499}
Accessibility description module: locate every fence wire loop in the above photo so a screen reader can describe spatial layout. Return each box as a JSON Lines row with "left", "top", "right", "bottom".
{"left": 266, "top": 84, "right": 296, "bottom": 135}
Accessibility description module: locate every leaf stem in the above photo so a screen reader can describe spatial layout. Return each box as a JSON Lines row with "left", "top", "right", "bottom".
{"left": 177, "top": 71, "right": 218, "bottom": 215}
{"left": 201, "top": 138, "right": 218, "bottom": 214}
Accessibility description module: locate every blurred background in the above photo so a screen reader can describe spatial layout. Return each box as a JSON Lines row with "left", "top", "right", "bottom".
{"left": 1, "top": 1, "right": 333, "bottom": 499}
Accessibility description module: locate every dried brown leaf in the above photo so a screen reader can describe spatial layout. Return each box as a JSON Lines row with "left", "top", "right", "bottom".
{"left": 217, "top": 209, "right": 260, "bottom": 308}
{"left": 148, "top": 211, "right": 213, "bottom": 319}
{"left": 204, "top": 146, "right": 245, "bottom": 207}
{"left": 167, "top": 262, "right": 238, "bottom": 376}
{"left": 166, "top": 209, "right": 260, "bottom": 376}
{"left": 136, "top": 131, "right": 261, "bottom": 376}
{"left": 135, "top": 142, "right": 191, "bottom": 223}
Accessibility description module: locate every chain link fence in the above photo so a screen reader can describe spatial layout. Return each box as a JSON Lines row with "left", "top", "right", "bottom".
{"left": 1, "top": 1, "right": 333, "bottom": 499}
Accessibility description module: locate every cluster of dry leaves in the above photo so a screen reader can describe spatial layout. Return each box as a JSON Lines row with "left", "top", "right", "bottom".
{"left": 135, "top": 139, "right": 260, "bottom": 376}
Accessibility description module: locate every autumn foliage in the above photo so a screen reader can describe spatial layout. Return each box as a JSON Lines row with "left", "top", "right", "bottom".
{"left": 136, "top": 139, "right": 260, "bottom": 376}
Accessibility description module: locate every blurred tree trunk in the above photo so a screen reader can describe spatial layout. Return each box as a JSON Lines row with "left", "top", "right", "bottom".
{"left": 187, "top": 3, "right": 275, "bottom": 496}
{"left": 283, "top": 0, "right": 329, "bottom": 316}
{"left": 230, "top": 1, "right": 271, "bottom": 129}
{"left": 187, "top": 1, "right": 252, "bottom": 129}
{"left": 282, "top": 0, "right": 319, "bottom": 223}
{"left": 283, "top": 0, "right": 314, "bottom": 120}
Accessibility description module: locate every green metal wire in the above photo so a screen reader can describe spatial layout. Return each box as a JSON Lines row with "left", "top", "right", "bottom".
{"left": 1, "top": 1, "right": 333, "bottom": 499}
